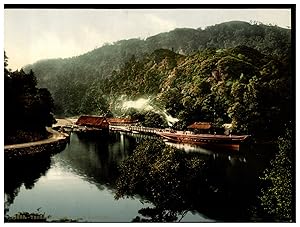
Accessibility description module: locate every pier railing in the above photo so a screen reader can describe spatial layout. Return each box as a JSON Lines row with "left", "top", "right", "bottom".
{"left": 109, "top": 125, "right": 170, "bottom": 135}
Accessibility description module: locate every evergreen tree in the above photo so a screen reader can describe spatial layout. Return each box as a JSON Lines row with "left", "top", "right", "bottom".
{"left": 4, "top": 52, "right": 56, "bottom": 144}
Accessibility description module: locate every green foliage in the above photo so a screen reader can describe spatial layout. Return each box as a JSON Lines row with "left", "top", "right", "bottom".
{"left": 258, "top": 129, "right": 294, "bottom": 221}
{"left": 104, "top": 50, "right": 183, "bottom": 100}
{"left": 24, "top": 21, "right": 290, "bottom": 118}
{"left": 142, "top": 111, "right": 168, "bottom": 128}
{"left": 157, "top": 45, "right": 290, "bottom": 139}
{"left": 171, "top": 120, "right": 188, "bottom": 131}
{"left": 25, "top": 41, "right": 291, "bottom": 140}
{"left": 4, "top": 53, "right": 56, "bottom": 144}
{"left": 204, "top": 21, "right": 290, "bottom": 58}
{"left": 79, "top": 84, "right": 110, "bottom": 116}
{"left": 115, "top": 139, "right": 207, "bottom": 222}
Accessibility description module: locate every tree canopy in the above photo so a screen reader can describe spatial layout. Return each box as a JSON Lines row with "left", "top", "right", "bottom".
{"left": 258, "top": 128, "right": 294, "bottom": 222}
{"left": 23, "top": 21, "right": 291, "bottom": 120}
{"left": 4, "top": 53, "right": 56, "bottom": 144}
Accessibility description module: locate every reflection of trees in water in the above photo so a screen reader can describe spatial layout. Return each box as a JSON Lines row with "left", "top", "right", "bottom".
{"left": 4, "top": 132, "right": 139, "bottom": 220}
{"left": 53, "top": 132, "right": 138, "bottom": 190}
{"left": 4, "top": 131, "right": 141, "bottom": 214}
{"left": 115, "top": 139, "right": 209, "bottom": 222}
{"left": 115, "top": 139, "right": 271, "bottom": 222}
{"left": 4, "top": 155, "right": 52, "bottom": 215}
{"left": 5, "top": 132, "right": 275, "bottom": 222}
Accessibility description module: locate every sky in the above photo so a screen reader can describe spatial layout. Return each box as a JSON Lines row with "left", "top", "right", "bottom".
{"left": 4, "top": 8, "right": 291, "bottom": 70}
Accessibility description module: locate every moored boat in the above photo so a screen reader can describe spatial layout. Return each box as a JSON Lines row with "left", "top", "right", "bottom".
{"left": 157, "top": 131, "right": 250, "bottom": 151}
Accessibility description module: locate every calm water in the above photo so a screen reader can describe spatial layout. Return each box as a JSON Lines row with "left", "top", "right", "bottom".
{"left": 4, "top": 132, "right": 272, "bottom": 222}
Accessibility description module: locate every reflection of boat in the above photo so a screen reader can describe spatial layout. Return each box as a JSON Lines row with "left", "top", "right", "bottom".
{"left": 164, "top": 141, "right": 213, "bottom": 155}
{"left": 157, "top": 132, "right": 249, "bottom": 151}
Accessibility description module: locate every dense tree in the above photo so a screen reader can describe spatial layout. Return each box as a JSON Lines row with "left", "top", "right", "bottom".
{"left": 258, "top": 128, "right": 294, "bottom": 221}
{"left": 4, "top": 53, "right": 56, "bottom": 144}
{"left": 23, "top": 21, "right": 290, "bottom": 117}
{"left": 79, "top": 84, "right": 110, "bottom": 116}
{"left": 115, "top": 138, "right": 268, "bottom": 222}
{"left": 142, "top": 111, "right": 168, "bottom": 129}
{"left": 154, "top": 46, "right": 290, "bottom": 139}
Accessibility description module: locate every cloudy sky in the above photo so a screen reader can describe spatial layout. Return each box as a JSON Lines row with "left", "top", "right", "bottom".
{"left": 4, "top": 8, "right": 291, "bottom": 70}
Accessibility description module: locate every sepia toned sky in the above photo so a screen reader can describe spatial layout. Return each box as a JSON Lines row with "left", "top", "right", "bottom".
{"left": 4, "top": 8, "right": 291, "bottom": 70}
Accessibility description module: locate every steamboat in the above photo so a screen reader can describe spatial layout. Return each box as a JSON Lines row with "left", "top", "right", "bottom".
{"left": 157, "top": 132, "right": 249, "bottom": 151}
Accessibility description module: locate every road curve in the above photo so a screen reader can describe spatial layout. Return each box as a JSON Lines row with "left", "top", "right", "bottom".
{"left": 4, "top": 127, "right": 67, "bottom": 150}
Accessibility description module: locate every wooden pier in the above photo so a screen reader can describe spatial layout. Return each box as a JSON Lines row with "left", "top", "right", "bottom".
{"left": 109, "top": 125, "right": 174, "bottom": 135}
{"left": 128, "top": 126, "right": 160, "bottom": 134}
{"left": 54, "top": 118, "right": 249, "bottom": 152}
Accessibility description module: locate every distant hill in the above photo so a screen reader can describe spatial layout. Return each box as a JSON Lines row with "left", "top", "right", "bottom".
{"left": 23, "top": 21, "right": 291, "bottom": 117}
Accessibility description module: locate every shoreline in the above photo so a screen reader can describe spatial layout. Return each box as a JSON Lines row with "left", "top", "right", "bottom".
{"left": 4, "top": 127, "right": 70, "bottom": 159}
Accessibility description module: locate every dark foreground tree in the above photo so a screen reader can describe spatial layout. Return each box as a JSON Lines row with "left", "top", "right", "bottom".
{"left": 4, "top": 52, "right": 56, "bottom": 144}
{"left": 258, "top": 128, "right": 294, "bottom": 222}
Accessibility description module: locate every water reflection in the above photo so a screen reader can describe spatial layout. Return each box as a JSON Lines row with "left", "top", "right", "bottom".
{"left": 53, "top": 132, "right": 137, "bottom": 189}
{"left": 5, "top": 155, "right": 52, "bottom": 215}
{"left": 4, "top": 132, "right": 150, "bottom": 222}
{"left": 4, "top": 131, "right": 273, "bottom": 222}
{"left": 165, "top": 141, "right": 213, "bottom": 154}
{"left": 114, "top": 135, "right": 273, "bottom": 222}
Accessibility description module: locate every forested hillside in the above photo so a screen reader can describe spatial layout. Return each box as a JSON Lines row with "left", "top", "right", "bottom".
{"left": 23, "top": 21, "right": 291, "bottom": 118}
{"left": 103, "top": 45, "right": 291, "bottom": 139}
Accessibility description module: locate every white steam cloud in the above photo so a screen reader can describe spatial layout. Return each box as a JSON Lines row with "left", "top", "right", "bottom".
{"left": 122, "top": 98, "right": 154, "bottom": 111}
{"left": 122, "top": 97, "right": 179, "bottom": 126}
{"left": 162, "top": 110, "right": 179, "bottom": 126}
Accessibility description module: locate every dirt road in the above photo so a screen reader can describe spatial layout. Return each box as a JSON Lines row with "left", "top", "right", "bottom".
{"left": 4, "top": 127, "right": 67, "bottom": 150}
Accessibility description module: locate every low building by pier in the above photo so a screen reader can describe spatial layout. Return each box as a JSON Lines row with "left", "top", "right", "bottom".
{"left": 76, "top": 115, "right": 109, "bottom": 132}
{"left": 187, "top": 122, "right": 212, "bottom": 134}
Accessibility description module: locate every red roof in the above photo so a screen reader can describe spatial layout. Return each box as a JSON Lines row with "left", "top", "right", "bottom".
{"left": 76, "top": 116, "right": 109, "bottom": 128}
{"left": 187, "top": 122, "right": 212, "bottom": 130}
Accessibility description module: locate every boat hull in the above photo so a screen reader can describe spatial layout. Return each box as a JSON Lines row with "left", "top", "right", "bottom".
{"left": 158, "top": 132, "right": 249, "bottom": 152}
